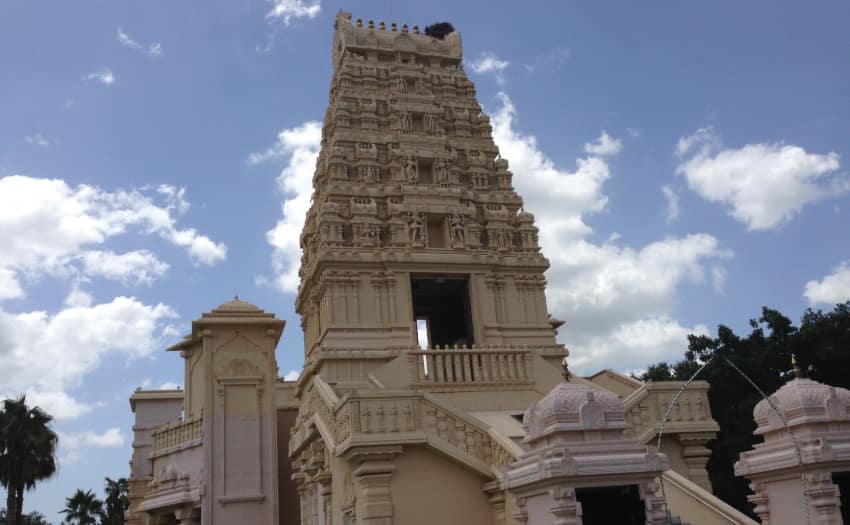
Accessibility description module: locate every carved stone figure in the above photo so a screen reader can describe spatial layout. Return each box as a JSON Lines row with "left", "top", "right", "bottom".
{"left": 434, "top": 160, "right": 450, "bottom": 187}
{"left": 407, "top": 211, "right": 426, "bottom": 245}
{"left": 449, "top": 213, "right": 465, "bottom": 246}
{"left": 404, "top": 157, "right": 418, "bottom": 184}
{"left": 397, "top": 76, "right": 407, "bottom": 93}
{"left": 400, "top": 111, "right": 412, "bottom": 132}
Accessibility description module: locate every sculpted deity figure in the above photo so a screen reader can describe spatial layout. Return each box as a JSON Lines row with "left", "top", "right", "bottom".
{"left": 404, "top": 157, "right": 418, "bottom": 184}
{"left": 424, "top": 113, "right": 439, "bottom": 133}
{"left": 397, "top": 76, "right": 407, "bottom": 93}
{"left": 449, "top": 213, "right": 465, "bottom": 246}
{"left": 407, "top": 211, "right": 426, "bottom": 245}
{"left": 400, "top": 111, "right": 412, "bottom": 132}
{"left": 434, "top": 160, "right": 450, "bottom": 187}
{"left": 417, "top": 77, "right": 430, "bottom": 95}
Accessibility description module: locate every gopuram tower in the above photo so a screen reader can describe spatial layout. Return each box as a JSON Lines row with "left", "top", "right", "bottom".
{"left": 288, "top": 12, "right": 568, "bottom": 525}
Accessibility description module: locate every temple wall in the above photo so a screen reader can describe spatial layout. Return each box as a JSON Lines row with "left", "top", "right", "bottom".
{"left": 277, "top": 408, "right": 300, "bottom": 525}
{"left": 390, "top": 447, "right": 492, "bottom": 525}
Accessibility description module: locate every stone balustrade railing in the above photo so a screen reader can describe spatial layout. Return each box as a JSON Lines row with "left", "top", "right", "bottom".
{"left": 622, "top": 381, "right": 719, "bottom": 444}
{"left": 151, "top": 415, "right": 203, "bottom": 457}
{"left": 290, "top": 376, "right": 522, "bottom": 478}
{"left": 407, "top": 345, "right": 533, "bottom": 388}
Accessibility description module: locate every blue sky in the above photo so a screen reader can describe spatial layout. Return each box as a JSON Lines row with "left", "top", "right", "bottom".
{"left": 1, "top": 0, "right": 849, "bottom": 521}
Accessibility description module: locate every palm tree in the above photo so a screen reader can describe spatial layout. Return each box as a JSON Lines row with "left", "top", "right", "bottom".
{"left": 102, "top": 477, "right": 128, "bottom": 525}
{"left": 0, "top": 396, "right": 59, "bottom": 525}
{"left": 60, "top": 490, "right": 103, "bottom": 525}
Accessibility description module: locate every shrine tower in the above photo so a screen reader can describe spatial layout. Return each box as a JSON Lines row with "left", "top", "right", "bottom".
{"left": 288, "top": 12, "right": 568, "bottom": 525}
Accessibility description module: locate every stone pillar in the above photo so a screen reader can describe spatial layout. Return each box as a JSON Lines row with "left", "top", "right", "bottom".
{"left": 482, "top": 481, "right": 506, "bottom": 525}
{"left": 678, "top": 433, "right": 714, "bottom": 491}
{"left": 345, "top": 447, "right": 400, "bottom": 525}
{"left": 548, "top": 487, "right": 579, "bottom": 525}
{"left": 175, "top": 507, "right": 200, "bottom": 525}
{"left": 806, "top": 473, "right": 843, "bottom": 525}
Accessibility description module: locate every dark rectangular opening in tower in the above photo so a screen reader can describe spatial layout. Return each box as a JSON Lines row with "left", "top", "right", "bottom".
{"left": 575, "top": 485, "right": 646, "bottom": 525}
{"left": 411, "top": 276, "right": 473, "bottom": 348}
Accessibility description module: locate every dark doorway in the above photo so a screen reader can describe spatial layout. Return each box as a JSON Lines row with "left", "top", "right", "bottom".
{"left": 411, "top": 276, "right": 473, "bottom": 347}
{"left": 834, "top": 472, "right": 850, "bottom": 524}
{"left": 576, "top": 485, "right": 646, "bottom": 525}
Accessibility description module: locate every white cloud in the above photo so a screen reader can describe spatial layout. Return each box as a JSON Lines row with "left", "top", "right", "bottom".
{"left": 491, "top": 93, "right": 731, "bottom": 373}
{"left": 282, "top": 370, "right": 301, "bottom": 381}
{"left": 251, "top": 121, "right": 321, "bottom": 292}
{"left": 24, "top": 133, "right": 50, "bottom": 147}
{"left": 81, "top": 250, "right": 169, "bottom": 286}
{"left": 159, "top": 381, "right": 181, "bottom": 390}
{"left": 661, "top": 185, "right": 680, "bottom": 222}
{"left": 117, "top": 28, "right": 163, "bottom": 58}
{"left": 0, "top": 296, "right": 177, "bottom": 420}
{"left": 0, "top": 175, "right": 225, "bottom": 298}
{"left": 469, "top": 52, "right": 510, "bottom": 84}
{"left": 84, "top": 69, "right": 115, "bottom": 86}
{"left": 265, "top": 0, "right": 321, "bottom": 25}
{"left": 524, "top": 47, "right": 570, "bottom": 73}
{"left": 584, "top": 130, "right": 623, "bottom": 156}
{"left": 59, "top": 427, "right": 125, "bottom": 462}
{"left": 676, "top": 127, "right": 846, "bottom": 230}
{"left": 805, "top": 261, "right": 850, "bottom": 305}
{"left": 0, "top": 268, "right": 24, "bottom": 301}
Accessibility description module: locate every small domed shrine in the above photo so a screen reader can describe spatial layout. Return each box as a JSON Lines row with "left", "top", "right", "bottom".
{"left": 736, "top": 377, "right": 850, "bottom": 524}
{"left": 502, "top": 376, "right": 670, "bottom": 524}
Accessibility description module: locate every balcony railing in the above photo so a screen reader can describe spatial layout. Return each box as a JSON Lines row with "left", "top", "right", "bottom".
{"left": 408, "top": 345, "right": 533, "bottom": 388}
{"left": 151, "top": 415, "right": 203, "bottom": 457}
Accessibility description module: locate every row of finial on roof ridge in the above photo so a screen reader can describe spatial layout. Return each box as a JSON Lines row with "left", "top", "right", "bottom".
{"left": 355, "top": 18, "right": 422, "bottom": 35}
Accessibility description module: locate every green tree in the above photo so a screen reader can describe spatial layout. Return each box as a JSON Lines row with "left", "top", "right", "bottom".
{"left": 101, "top": 478, "right": 128, "bottom": 525}
{"left": 0, "top": 397, "right": 59, "bottom": 525}
{"left": 0, "top": 509, "right": 52, "bottom": 525}
{"left": 60, "top": 490, "right": 103, "bottom": 525}
{"left": 639, "top": 302, "right": 850, "bottom": 515}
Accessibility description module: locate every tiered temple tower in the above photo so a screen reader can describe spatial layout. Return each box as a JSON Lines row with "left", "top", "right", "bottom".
{"left": 288, "top": 12, "right": 568, "bottom": 525}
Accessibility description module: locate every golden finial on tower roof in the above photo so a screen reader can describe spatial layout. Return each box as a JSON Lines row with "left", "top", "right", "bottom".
{"left": 379, "top": 21, "right": 386, "bottom": 30}
{"left": 391, "top": 22, "right": 397, "bottom": 32}
{"left": 791, "top": 353, "right": 803, "bottom": 379}
{"left": 356, "top": 17, "right": 363, "bottom": 27}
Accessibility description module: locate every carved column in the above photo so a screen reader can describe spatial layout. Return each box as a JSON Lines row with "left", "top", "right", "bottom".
{"left": 482, "top": 481, "right": 506, "bottom": 525}
{"left": 345, "top": 446, "right": 400, "bottom": 525}
{"left": 174, "top": 507, "right": 200, "bottom": 525}
{"left": 678, "top": 433, "right": 714, "bottom": 491}
{"left": 549, "top": 487, "right": 579, "bottom": 525}
{"left": 806, "top": 472, "right": 843, "bottom": 525}
{"left": 512, "top": 497, "right": 528, "bottom": 525}
{"left": 747, "top": 481, "right": 771, "bottom": 525}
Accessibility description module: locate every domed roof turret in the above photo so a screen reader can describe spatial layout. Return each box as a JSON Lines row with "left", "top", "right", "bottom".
{"left": 754, "top": 378, "right": 850, "bottom": 434}
{"left": 523, "top": 380, "right": 628, "bottom": 443}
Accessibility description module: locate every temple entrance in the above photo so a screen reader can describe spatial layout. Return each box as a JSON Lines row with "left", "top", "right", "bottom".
{"left": 576, "top": 485, "right": 646, "bottom": 525}
{"left": 411, "top": 275, "right": 474, "bottom": 347}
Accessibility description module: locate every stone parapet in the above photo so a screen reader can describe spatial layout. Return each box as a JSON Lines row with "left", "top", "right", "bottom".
{"left": 151, "top": 415, "right": 203, "bottom": 458}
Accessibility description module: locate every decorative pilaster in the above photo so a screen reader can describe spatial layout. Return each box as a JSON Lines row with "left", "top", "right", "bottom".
{"left": 482, "top": 481, "right": 507, "bottom": 525}
{"left": 806, "top": 472, "right": 843, "bottom": 525}
{"left": 678, "top": 433, "right": 714, "bottom": 491}
{"left": 549, "top": 487, "right": 579, "bottom": 525}
{"left": 174, "top": 506, "right": 201, "bottom": 525}
{"left": 345, "top": 446, "right": 401, "bottom": 525}
{"left": 747, "top": 481, "right": 770, "bottom": 525}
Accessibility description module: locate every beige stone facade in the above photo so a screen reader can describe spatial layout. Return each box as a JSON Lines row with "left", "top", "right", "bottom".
{"left": 125, "top": 12, "right": 742, "bottom": 525}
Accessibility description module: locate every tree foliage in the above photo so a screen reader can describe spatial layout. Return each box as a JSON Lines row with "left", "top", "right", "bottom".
{"left": 101, "top": 478, "right": 128, "bottom": 525}
{"left": 0, "top": 509, "right": 52, "bottom": 525}
{"left": 424, "top": 22, "right": 454, "bottom": 40}
{"left": 0, "top": 397, "right": 58, "bottom": 525}
{"left": 60, "top": 490, "right": 103, "bottom": 525}
{"left": 640, "top": 302, "right": 850, "bottom": 515}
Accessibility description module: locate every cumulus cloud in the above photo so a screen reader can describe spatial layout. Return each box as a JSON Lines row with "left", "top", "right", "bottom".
{"left": 59, "top": 427, "right": 125, "bottom": 462}
{"left": 159, "top": 381, "right": 181, "bottom": 390}
{"left": 676, "top": 127, "right": 847, "bottom": 230}
{"left": 265, "top": 0, "right": 321, "bottom": 25}
{"left": 24, "top": 133, "right": 50, "bottom": 147}
{"left": 584, "top": 131, "right": 623, "bottom": 156}
{"left": 805, "top": 261, "right": 850, "bottom": 305}
{"left": 661, "top": 185, "right": 680, "bottom": 222}
{"left": 117, "top": 28, "right": 163, "bottom": 57}
{"left": 84, "top": 69, "right": 115, "bottom": 86}
{"left": 250, "top": 121, "right": 322, "bottom": 292}
{"left": 0, "top": 175, "right": 225, "bottom": 296}
{"left": 491, "top": 93, "right": 731, "bottom": 373}
{"left": 80, "top": 250, "right": 169, "bottom": 286}
{"left": 282, "top": 370, "right": 301, "bottom": 381}
{"left": 468, "top": 52, "right": 510, "bottom": 84}
{"left": 0, "top": 296, "right": 177, "bottom": 419}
